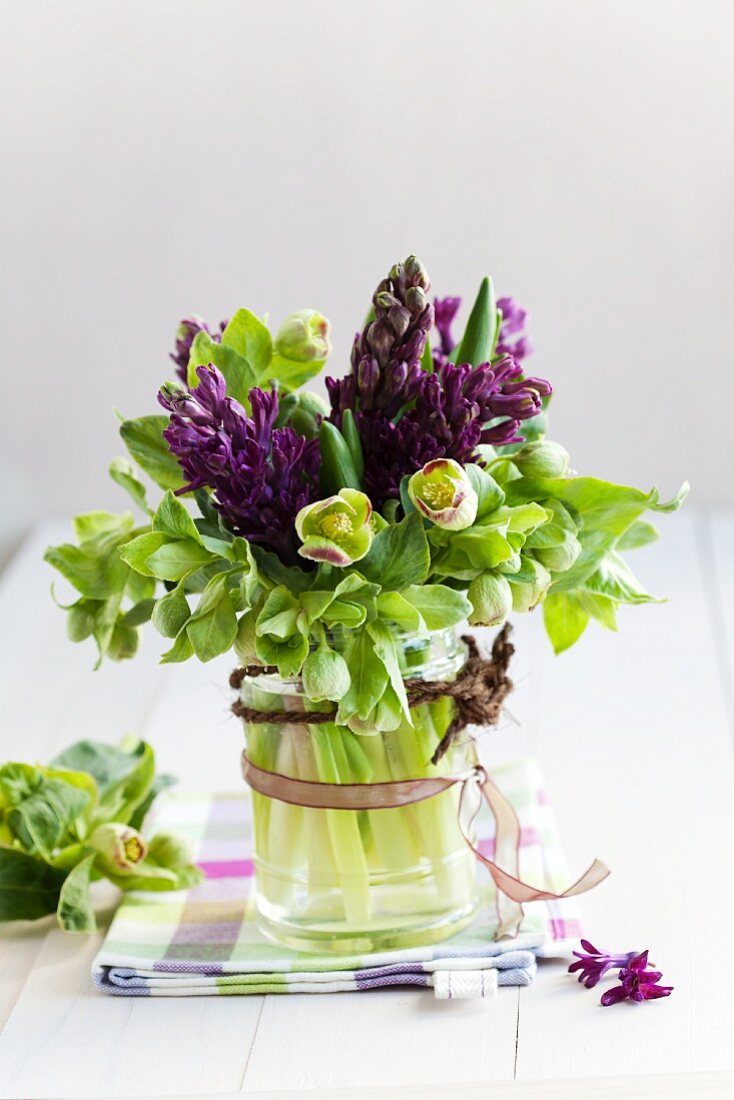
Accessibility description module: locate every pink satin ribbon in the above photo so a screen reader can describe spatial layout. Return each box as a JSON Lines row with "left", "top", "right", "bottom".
{"left": 241, "top": 752, "right": 609, "bottom": 940}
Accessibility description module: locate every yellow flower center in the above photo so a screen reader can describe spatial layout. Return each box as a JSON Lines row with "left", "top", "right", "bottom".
{"left": 124, "top": 836, "right": 145, "bottom": 864}
{"left": 320, "top": 512, "right": 353, "bottom": 540}
{"left": 420, "top": 482, "right": 456, "bottom": 510}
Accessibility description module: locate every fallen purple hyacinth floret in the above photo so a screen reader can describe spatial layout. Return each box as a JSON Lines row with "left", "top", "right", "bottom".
{"left": 569, "top": 941, "right": 674, "bottom": 1006}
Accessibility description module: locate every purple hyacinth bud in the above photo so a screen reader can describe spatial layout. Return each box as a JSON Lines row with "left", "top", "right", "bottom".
{"left": 169, "top": 315, "right": 224, "bottom": 385}
{"left": 496, "top": 296, "right": 533, "bottom": 363}
{"left": 434, "top": 297, "right": 461, "bottom": 355}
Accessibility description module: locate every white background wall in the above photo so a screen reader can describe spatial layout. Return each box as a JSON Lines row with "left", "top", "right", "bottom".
{"left": 1, "top": 0, "right": 732, "bottom": 549}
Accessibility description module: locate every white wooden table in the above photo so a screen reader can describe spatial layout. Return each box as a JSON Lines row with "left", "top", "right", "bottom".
{"left": 1, "top": 514, "right": 733, "bottom": 1099}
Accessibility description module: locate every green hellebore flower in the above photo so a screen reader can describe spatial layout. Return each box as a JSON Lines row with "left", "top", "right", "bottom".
{"left": 408, "top": 458, "right": 479, "bottom": 531}
{"left": 468, "top": 572, "right": 513, "bottom": 626}
{"left": 295, "top": 488, "right": 373, "bottom": 566}
{"left": 301, "top": 643, "right": 351, "bottom": 702}
{"left": 512, "top": 440, "right": 570, "bottom": 479}
{"left": 275, "top": 309, "right": 332, "bottom": 363}
{"left": 90, "top": 822, "right": 148, "bottom": 875}
{"left": 509, "top": 559, "right": 552, "bottom": 612}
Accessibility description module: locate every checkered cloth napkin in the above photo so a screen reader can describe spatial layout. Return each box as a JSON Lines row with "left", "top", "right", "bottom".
{"left": 93, "top": 758, "right": 582, "bottom": 999}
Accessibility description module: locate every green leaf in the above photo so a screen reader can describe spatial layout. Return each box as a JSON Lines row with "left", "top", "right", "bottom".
{"left": 465, "top": 464, "right": 505, "bottom": 520}
{"left": 109, "top": 457, "right": 151, "bottom": 514}
{"left": 50, "top": 740, "right": 155, "bottom": 827}
{"left": 153, "top": 490, "right": 201, "bottom": 543}
{"left": 120, "top": 415, "right": 186, "bottom": 491}
{"left": 577, "top": 591, "right": 618, "bottom": 631}
{"left": 454, "top": 276, "right": 496, "bottom": 366}
{"left": 421, "top": 335, "right": 434, "bottom": 372}
{"left": 118, "top": 532, "right": 169, "bottom": 577}
{"left": 220, "top": 308, "right": 273, "bottom": 379}
{"left": 336, "top": 630, "right": 389, "bottom": 724}
{"left": 268, "top": 352, "right": 327, "bottom": 392}
{"left": 617, "top": 520, "right": 659, "bottom": 551}
{"left": 584, "top": 551, "right": 662, "bottom": 606}
{"left": 56, "top": 853, "right": 96, "bottom": 933}
{"left": 0, "top": 848, "right": 66, "bottom": 922}
{"left": 367, "top": 620, "right": 410, "bottom": 719}
{"left": 152, "top": 584, "right": 191, "bottom": 638}
{"left": 249, "top": 544, "right": 312, "bottom": 593}
{"left": 256, "top": 586, "right": 303, "bottom": 639}
{"left": 358, "top": 513, "right": 430, "bottom": 591}
{"left": 121, "top": 598, "right": 156, "bottom": 627}
{"left": 542, "top": 592, "right": 590, "bottom": 654}
{"left": 255, "top": 630, "right": 309, "bottom": 678}
{"left": 402, "top": 584, "right": 472, "bottom": 629}
{"left": 340, "top": 409, "right": 365, "bottom": 481}
{"left": 145, "top": 539, "right": 216, "bottom": 581}
{"left": 73, "top": 511, "right": 134, "bottom": 545}
{"left": 44, "top": 538, "right": 129, "bottom": 600}
{"left": 160, "top": 628, "right": 194, "bottom": 664}
{"left": 127, "top": 773, "right": 177, "bottom": 831}
{"left": 319, "top": 420, "right": 362, "bottom": 495}
{"left": 7, "top": 777, "right": 93, "bottom": 859}
{"left": 187, "top": 331, "right": 256, "bottom": 404}
{"left": 187, "top": 590, "right": 238, "bottom": 662}
{"left": 376, "top": 591, "right": 426, "bottom": 634}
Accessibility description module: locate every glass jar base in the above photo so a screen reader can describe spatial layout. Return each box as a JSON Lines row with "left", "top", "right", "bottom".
{"left": 255, "top": 896, "right": 480, "bottom": 955}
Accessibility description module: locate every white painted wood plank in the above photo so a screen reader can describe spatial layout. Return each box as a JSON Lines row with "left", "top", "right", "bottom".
{"left": 515, "top": 512, "right": 734, "bottom": 1079}
{"left": 0, "top": 920, "right": 50, "bottom": 1032}
{"left": 706, "top": 508, "right": 734, "bottom": 736}
{"left": 242, "top": 988, "right": 518, "bottom": 1092}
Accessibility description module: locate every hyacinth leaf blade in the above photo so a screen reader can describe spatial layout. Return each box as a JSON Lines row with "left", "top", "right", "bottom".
{"left": 340, "top": 409, "right": 365, "bottom": 480}
{"left": 120, "top": 415, "right": 187, "bottom": 492}
{"left": 454, "top": 276, "right": 496, "bottom": 367}
{"left": 319, "top": 421, "right": 363, "bottom": 495}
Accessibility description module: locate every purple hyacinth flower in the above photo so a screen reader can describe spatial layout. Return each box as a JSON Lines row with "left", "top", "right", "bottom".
{"left": 600, "top": 951, "right": 674, "bottom": 1006}
{"left": 169, "top": 316, "right": 228, "bottom": 384}
{"left": 568, "top": 940, "right": 636, "bottom": 989}
{"left": 433, "top": 296, "right": 462, "bottom": 367}
{"left": 496, "top": 296, "right": 533, "bottom": 363}
{"left": 159, "top": 365, "right": 320, "bottom": 564}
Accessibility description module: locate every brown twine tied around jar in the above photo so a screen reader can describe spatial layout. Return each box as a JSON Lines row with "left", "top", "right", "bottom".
{"left": 230, "top": 625, "right": 514, "bottom": 765}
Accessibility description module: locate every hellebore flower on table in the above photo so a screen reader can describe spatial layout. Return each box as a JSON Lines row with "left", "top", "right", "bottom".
{"left": 408, "top": 458, "right": 478, "bottom": 531}
{"left": 159, "top": 366, "right": 320, "bottom": 564}
{"left": 169, "top": 316, "right": 227, "bottom": 384}
{"left": 296, "top": 488, "right": 373, "bottom": 566}
{"left": 600, "top": 951, "right": 674, "bottom": 1006}
{"left": 275, "top": 309, "right": 332, "bottom": 363}
{"left": 90, "top": 823, "right": 148, "bottom": 874}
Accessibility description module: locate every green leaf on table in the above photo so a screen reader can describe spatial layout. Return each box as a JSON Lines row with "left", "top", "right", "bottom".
{"left": 127, "top": 773, "right": 177, "bottom": 832}
{"left": 402, "top": 584, "right": 472, "bottom": 629}
{"left": 6, "top": 777, "right": 94, "bottom": 859}
{"left": 358, "top": 513, "right": 430, "bottom": 591}
{"left": 120, "top": 415, "right": 186, "bottom": 492}
{"left": 56, "top": 853, "right": 96, "bottom": 933}
{"left": 0, "top": 847, "right": 67, "bottom": 922}
{"left": 187, "top": 330, "right": 256, "bottom": 404}
{"left": 109, "top": 457, "right": 151, "bottom": 514}
{"left": 51, "top": 739, "right": 155, "bottom": 828}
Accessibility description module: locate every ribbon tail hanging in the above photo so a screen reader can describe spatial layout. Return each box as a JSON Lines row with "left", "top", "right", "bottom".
{"left": 458, "top": 768, "right": 611, "bottom": 940}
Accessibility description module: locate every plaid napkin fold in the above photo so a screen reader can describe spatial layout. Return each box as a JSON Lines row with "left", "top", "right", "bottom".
{"left": 93, "top": 757, "right": 582, "bottom": 1000}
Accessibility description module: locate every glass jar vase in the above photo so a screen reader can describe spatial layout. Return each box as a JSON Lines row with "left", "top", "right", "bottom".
{"left": 237, "top": 628, "right": 480, "bottom": 953}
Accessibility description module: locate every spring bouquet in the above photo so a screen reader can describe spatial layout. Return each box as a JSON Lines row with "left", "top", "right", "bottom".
{"left": 46, "top": 256, "right": 686, "bottom": 951}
